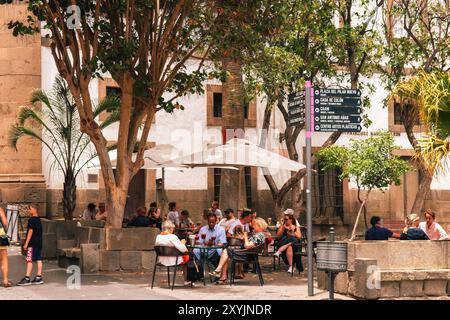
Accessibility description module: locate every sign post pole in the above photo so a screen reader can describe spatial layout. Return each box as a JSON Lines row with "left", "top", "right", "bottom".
{"left": 305, "top": 81, "right": 314, "bottom": 296}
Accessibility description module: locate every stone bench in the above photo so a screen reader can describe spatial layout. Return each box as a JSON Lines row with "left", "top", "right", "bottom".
{"left": 318, "top": 240, "right": 450, "bottom": 299}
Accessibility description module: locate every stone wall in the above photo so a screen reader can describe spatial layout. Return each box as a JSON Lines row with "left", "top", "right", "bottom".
{"left": 0, "top": 3, "right": 45, "bottom": 212}
{"left": 318, "top": 240, "right": 450, "bottom": 299}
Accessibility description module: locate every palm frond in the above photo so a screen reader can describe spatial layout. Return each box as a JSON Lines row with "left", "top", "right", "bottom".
{"left": 8, "top": 125, "right": 42, "bottom": 150}
{"left": 100, "top": 111, "right": 120, "bottom": 130}
{"left": 93, "top": 95, "right": 121, "bottom": 118}
{"left": 414, "top": 134, "right": 450, "bottom": 175}
{"left": 30, "top": 90, "right": 52, "bottom": 110}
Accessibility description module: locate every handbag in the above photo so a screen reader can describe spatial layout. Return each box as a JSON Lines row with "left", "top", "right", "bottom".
{"left": 0, "top": 219, "right": 10, "bottom": 246}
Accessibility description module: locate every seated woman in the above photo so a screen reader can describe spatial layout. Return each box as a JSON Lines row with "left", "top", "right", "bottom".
{"left": 208, "top": 217, "right": 267, "bottom": 285}
{"left": 148, "top": 207, "right": 162, "bottom": 229}
{"left": 273, "top": 214, "right": 302, "bottom": 273}
{"left": 419, "top": 209, "right": 449, "bottom": 240}
{"left": 155, "top": 221, "right": 193, "bottom": 286}
{"left": 400, "top": 214, "right": 430, "bottom": 240}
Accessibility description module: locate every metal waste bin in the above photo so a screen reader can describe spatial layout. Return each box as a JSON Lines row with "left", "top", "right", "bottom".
{"left": 316, "top": 241, "right": 348, "bottom": 272}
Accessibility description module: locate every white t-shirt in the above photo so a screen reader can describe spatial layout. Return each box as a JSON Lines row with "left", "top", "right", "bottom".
{"left": 228, "top": 219, "right": 250, "bottom": 235}
{"left": 419, "top": 221, "right": 449, "bottom": 240}
{"left": 219, "top": 217, "right": 236, "bottom": 231}
{"left": 167, "top": 211, "right": 179, "bottom": 225}
{"left": 155, "top": 234, "right": 187, "bottom": 266}
{"left": 214, "top": 209, "right": 223, "bottom": 220}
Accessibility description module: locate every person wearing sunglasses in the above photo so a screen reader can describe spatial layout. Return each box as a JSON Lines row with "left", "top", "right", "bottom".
{"left": 274, "top": 214, "right": 302, "bottom": 273}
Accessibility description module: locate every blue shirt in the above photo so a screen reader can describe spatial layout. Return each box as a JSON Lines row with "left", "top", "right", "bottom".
{"left": 194, "top": 224, "right": 227, "bottom": 259}
{"left": 198, "top": 224, "right": 227, "bottom": 246}
{"left": 400, "top": 228, "right": 429, "bottom": 240}
{"left": 365, "top": 227, "right": 393, "bottom": 240}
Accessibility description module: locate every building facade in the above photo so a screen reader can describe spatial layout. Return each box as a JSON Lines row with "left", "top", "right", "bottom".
{"left": 1, "top": 2, "right": 449, "bottom": 235}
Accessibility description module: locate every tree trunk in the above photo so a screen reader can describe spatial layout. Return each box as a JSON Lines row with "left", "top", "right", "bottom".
{"left": 106, "top": 186, "right": 128, "bottom": 228}
{"left": 62, "top": 170, "right": 76, "bottom": 221}
{"left": 402, "top": 106, "right": 433, "bottom": 215}
{"left": 410, "top": 166, "right": 432, "bottom": 214}
{"left": 220, "top": 58, "right": 247, "bottom": 210}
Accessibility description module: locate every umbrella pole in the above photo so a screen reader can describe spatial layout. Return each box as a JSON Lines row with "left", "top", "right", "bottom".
{"left": 162, "top": 168, "right": 167, "bottom": 218}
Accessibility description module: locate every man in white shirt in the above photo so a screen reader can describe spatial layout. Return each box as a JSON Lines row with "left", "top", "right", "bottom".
{"left": 227, "top": 209, "right": 252, "bottom": 237}
{"left": 218, "top": 208, "right": 236, "bottom": 232}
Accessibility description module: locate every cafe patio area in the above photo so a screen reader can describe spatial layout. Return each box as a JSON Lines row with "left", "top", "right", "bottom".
{"left": 1, "top": 247, "right": 353, "bottom": 300}
{"left": 3, "top": 246, "right": 450, "bottom": 300}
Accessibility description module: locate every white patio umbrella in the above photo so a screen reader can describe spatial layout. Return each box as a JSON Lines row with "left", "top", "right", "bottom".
{"left": 159, "top": 138, "right": 306, "bottom": 210}
{"left": 160, "top": 138, "right": 305, "bottom": 172}
{"left": 87, "top": 144, "right": 186, "bottom": 170}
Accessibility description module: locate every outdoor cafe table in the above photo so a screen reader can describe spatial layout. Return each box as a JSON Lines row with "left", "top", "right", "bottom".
{"left": 187, "top": 244, "right": 224, "bottom": 286}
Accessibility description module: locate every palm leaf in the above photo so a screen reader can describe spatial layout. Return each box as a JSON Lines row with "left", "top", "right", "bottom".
{"left": 93, "top": 95, "right": 121, "bottom": 118}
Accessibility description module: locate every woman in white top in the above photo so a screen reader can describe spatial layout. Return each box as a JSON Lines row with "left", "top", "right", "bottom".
{"left": 419, "top": 209, "right": 449, "bottom": 240}
{"left": 155, "top": 221, "right": 192, "bottom": 285}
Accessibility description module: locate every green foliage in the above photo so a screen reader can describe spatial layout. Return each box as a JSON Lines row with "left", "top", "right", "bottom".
{"left": 8, "top": 76, "right": 119, "bottom": 219}
{"left": 394, "top": 71, "right": 450, "bottom": 173}
{"left": 2, "top": 0, "right": 216, "bottom": 112}
{"left": 317, "top": 132, "right": 411, "bottom": 191}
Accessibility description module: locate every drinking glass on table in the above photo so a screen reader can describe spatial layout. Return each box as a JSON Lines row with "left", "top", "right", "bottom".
{"left": 210, "top": 236, "right": 216, "bottom": 245}
{"left": 201, "top": 233, "right": 206, "bottom": 243}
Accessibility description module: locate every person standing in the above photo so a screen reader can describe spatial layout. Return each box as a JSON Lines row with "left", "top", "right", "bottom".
{"left": 419, "top": 209, "right": 449, "bottom": 240}
{"left": 211, "top": 201, "right": 223, "bottom": 220}
{"left": 0, "top": 206, "right": 11, "bottom": 287}
{"left": 18, "top": 204, "right": 44, "bottom": 286}
{"left": 167, "top": 202, "right": 179, "bottom": 226}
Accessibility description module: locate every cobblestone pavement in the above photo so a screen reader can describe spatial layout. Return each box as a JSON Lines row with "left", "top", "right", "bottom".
{"left": 0, "top": 247, "right": 354, "bottom": 300}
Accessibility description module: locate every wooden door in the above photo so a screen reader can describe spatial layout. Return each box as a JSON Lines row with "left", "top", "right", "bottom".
{"left": 124, "top": 169, "right": 146, "bottom": 218}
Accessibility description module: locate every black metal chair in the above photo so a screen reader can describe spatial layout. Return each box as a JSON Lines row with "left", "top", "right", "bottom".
{"left": 151, "top": 246, "right": 185, "bottom": 290}
{"left": 272, "top": 226, "right": 317, "bottom": 275}
{"left": 227, "top": 237, "right": 244, "bottom": 247}
{"left": 228, "top": 244, "right": 265, "bottom": 286}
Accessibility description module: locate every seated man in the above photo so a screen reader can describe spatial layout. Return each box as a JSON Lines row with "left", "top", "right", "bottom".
{"left": 227, "top": 209, "right": 252, "bottom": 238}
{"left": 194, "top": 214, "right": 227, "bottom": 267}
{"left": 365, "top": 216, "right": 400, "bottom": 240}
{"left": 128, "top": 207, "right": 150, "bottom": 227}
{"left": 179, "top": 210, "right": 194, "bottom": 228}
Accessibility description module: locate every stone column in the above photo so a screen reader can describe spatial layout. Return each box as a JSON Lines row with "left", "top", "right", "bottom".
{"left": 0, "top": 3, "right": 46, "bottom": 214}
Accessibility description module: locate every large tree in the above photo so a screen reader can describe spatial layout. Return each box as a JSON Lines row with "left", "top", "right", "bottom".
{"left": 244, "top": 0, "right": 384, "bottom": 217}
{"left": 381, "top": 0, "right": 450, "bottom": 215}
{"left": 210, "top": 0, "right": 287, "bottom": 210}
{"left": 3, "top": 0, "right": 218, "bottom": 227}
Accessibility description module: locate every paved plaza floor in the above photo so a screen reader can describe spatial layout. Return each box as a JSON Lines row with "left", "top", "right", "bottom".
{"left": 0, "top": 247, "right": 352, "bottom": 300}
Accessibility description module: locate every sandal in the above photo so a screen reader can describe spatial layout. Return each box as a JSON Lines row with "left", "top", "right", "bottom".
{"left": 215, "top": 279, "right": 227, "bottom": 285}
{"left": 3, "top": 281, "right": 12, "bottom": 288}
{"left": 208, "top": 270, "right": 221, "bottom": 277}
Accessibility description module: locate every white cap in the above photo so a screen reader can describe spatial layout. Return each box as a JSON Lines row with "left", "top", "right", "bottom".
{"left": 283, "top": 208, "right": 294, "bottom": 215}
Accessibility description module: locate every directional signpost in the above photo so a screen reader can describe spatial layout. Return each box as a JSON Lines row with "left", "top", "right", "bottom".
{"left": 286, "top": 86, "right": 363, "bottom": 297}
{"left": 287, "top": 91, "right": 306, "bottom": 127}
{"left": 313, "top": 88, "right": 362, "bottom": 132}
